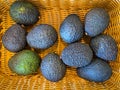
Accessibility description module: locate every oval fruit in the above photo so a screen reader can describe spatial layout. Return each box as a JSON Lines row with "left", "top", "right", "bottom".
{"left": 2, "top": 24, "right": 26, "bottom": 52}
{"left": 85, "top": 8, "right": 110, "bottom": 37}
{"left": 8, "top": 50, "right": 41, "bottom": 75}
{"left": 60, "top": 14, "right": 83, "bottom": 43}
{"left": 27, "top": 24, "right": 58, "bottom": 49}
{"left": 40, "top": 53, "right": 66, "bottom": 82}
{"left": 90, "top": 34, "right": 118, "bottom": 61}
{"left": 77, "top": 58, "right": 112, "bottom": 82}
{"left": 10, "top": 1, "right": 39, "bottom": 25}
{"left": 61, "top": 42, "right": 93, "bottom": 67}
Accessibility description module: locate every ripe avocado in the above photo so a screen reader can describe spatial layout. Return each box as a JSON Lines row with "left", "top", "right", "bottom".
{"left": 85, "top": 8, "right": 110, "bottom": 37}
{"left": 77, "top": 58, "right": 112, "bottom": 82}
{"left": 40, "top": 53, "right": 66, "bottom": 82}
{"left": 61, "top": 42, "right": 93, "bottom": 67}
{"left": 60, "top": 14, "right": 83, "bottom": 43}
{"left": 90, "top": 34, "right": 118, "bottom": 61}
{"left": 2, "top": 24, "right": 26, "bottom": 52}
{"left": 27, "top": 24, "right": 58, "bottom": 49}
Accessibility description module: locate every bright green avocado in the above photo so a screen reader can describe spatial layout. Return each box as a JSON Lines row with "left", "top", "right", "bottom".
{"left": 8, "top": 50, "right": 41, "bottom": 75}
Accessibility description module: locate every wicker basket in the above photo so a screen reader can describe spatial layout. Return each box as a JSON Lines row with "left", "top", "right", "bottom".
{"left": 0, "top": 0, "right": 120, "bottom": 90}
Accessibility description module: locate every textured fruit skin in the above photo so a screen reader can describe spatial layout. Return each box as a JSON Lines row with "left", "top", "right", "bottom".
{"left": 60, "top": 14, "right": 83, "bottom": 43}
{"left": 2, "top": 24, "right": 26, "bottom": 52}
{"left": 27, "top": 24, "right": 58, "bottom": 49}
{"left": 77, "top": 58, "right": 112, "bottom": 82}
{"left": 8, "top": 50, "right": 41, "bottom": 75}
{"left": 90, "top": 34, "right": 118, "bottom": 61}
{"left": 40, "top": 53, "right": 66, "bottom": 82}
{"left": 61, "top": 42, "right": 93, "bottom": 67}
{"left": 85, "top": 8, "right": 110, "bottom": 37}
{"left": 10, "top": 1, "right": 39, "bottom": 25}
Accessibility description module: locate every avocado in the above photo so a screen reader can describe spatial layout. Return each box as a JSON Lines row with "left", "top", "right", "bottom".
{"left": 40, "top": 53, "right": 66, "bottom": 82}
{"left": 77, "top": 58, "right": 112, "bottom": 82}
{"left": 60, "top": 14, "right": 83, "bottom": 43}
{"left": 10, "top": 1, "right": 39, "bottom": 25}
{"left": 8, "top": 50, "right": 41, "bottom": 75}
{"left": 27, "top": 24, "right": 58, "bottom": 49}
{"left": 61, "top": 42, "right": 93, "bottom": 67}
{"left": 2, "top": 24, "right": 26, "bottom": 52}
{"left": 90, "top": 34, "right": 118, "bottom": 61}
{"left": 85, "top": 8, "right": 110, "bottom": 37}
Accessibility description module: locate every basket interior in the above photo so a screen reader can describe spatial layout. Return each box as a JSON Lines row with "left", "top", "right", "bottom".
{"left": 0, "top": 0, "right": 120, "bottom": 90}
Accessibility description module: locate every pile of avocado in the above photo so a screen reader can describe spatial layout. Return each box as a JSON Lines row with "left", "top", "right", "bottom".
{"left": 2, "top": 1, "right": 118, "bottom": 82}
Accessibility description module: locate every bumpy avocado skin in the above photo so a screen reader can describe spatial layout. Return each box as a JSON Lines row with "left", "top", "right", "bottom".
{"left": 60, "top": 14, "right": 83, "bottom": 43}
{"left": 40, "top": 53, "right": 66, "bottom": 82}
{"left": 27, "top": 24, "right": 58, "bottom": 49}
{"left": 2, "top": 24, "right": 26, "bottom": 52}
{"left": 85, "top": 8, "right": 110, "bottom": 37}
{"left": 77, "top": 58, "right": 112, "bottom": 82}
{"left": 8, "top": 50, "right": 41, "bottom": 75}
{"left": 61, "top": 42, "right": 93, "bottom": 67}
{"left": 90, "top": 34, "right": 118, "bottom": 61}
{"left": 10, "top": 1, "right": 39, "bottom": 25}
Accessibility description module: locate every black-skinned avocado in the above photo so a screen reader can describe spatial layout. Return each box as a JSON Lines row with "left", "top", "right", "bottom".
{"left": 2, "top": 24, "right": 26, "bottom": 52}
{"left": 40, "top": 53, "right": 66, "bottom": 82}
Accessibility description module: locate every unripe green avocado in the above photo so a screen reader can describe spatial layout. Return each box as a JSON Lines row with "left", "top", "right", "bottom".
{"left": 8, "top": 50, "right": 41, "bottom": 75}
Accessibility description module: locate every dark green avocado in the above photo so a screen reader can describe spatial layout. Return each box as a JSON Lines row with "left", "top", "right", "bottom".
{"left": 10, "top": 1, "right": 40, "bottom": 25}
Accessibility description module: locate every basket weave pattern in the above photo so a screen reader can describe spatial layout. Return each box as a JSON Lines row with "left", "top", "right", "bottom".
{"left": 0, "top": 0, "right": 120, "bottom": 90}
